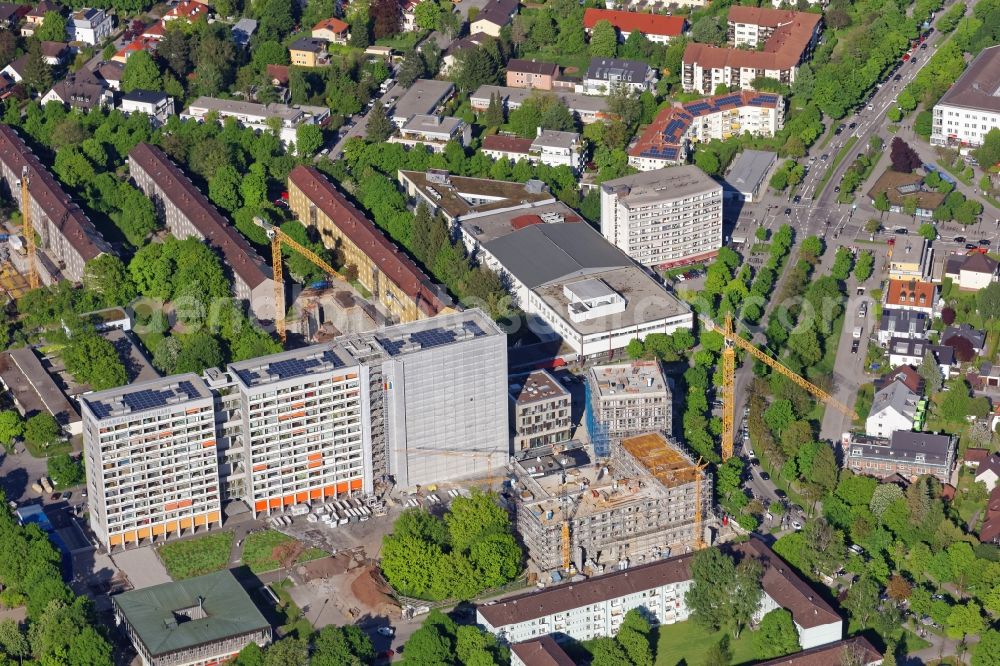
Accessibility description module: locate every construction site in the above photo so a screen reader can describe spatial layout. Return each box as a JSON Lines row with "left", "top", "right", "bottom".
{"left": 585, "top": 360, "right": 673, "bottom": 457}
{"left": 511, "top": 433, "right": 713, "bottom": 576}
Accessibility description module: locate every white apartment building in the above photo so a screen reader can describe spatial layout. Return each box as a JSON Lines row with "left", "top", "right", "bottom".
{"left": 681, "top": 8, "right": 822, "bottom": 95}
{"left": 228, "top": 347, "right": 371, "bottom": 516}
{"left": 482, "top": 129, "right": 584, "bottom": 171}
{"left": 477, "top": 538, "right": 843, "bottom": 650}
{"left": 865, "top": 380, "right": 919, "bottom": 439}
{"left": 69, "top": 8, "right": 113, "bottom": 45}
{"left": 600, "top": 166, "right": 723, "bottom": 268}
{"left": 931, "top": 45, "right": 1000, "bottom": 150}
{"left": 80, "top": 375, "right": 223, "bottom": 550}
{"left": 628, "top": 92, "right": 784, "bottom": 171}
{"left": 583, "top": 58, "right": 658, "bottom": 96}
{"left": 389, "top": 114, "right": 471, "bottom": 153}
{"left": 119, "top": 90, "right": 174, "bottom": 127}
{"left": 181, "top": 97, "right": 330, "bottom": 149}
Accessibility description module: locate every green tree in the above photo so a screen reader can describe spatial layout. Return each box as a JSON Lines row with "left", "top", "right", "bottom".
{"left": 918, "top": 222, "right": 938, "bottom": 240}
{"left": 752, "top": 609, "right": 800, "bottom": 660}
{"left": 685, "top": 548, "right": 761, "bottom": 636}
{"left": 918, "top": 351, "right": 943, "bottom": 393}
{"left": 590, "top": 20, "right": 618, "bottom": 58}
{"left": 483, "top": 92, "right": 504, "bottom": 127}
{"left": 831, "top": 247, "right": 854, "bottom": 280}
{"left": 174, "top": 333, "right": 223, "bottom": 374}
{"left": 977, "top": 280, "right": 1000, "bottom": 320}
{"left": 24, "top": 412, "right": 61, "bottom": 447}
{"left": 873, "top": 191, "right": 890, "bottom": 213}
{"left": 253, "top": 0, "right": 296, "bottom": 42}
{"left": 0, "top": 619, "right": 29, "bottom": 662}
{"left": 402, "top": 613, "right": 454, "bottom": 664}
{"left": 615, "top": 610, "right": 653, "bottom": 666}
{"left": 0, "top": 410, "right": 24, "bottom": 449}
{"left": 296, "top": 124, "right": 324, "bottom": 158}
{"left": 445, "top": 491, "right": 512, "bottom": 554}
{"left": 590, "top": 637, "right": 631, "bottom": 666}
{"left": 855, "top": 251, "right": 874, "bottom": 282}
{"left": 264, "top": 637, "right": 309, "bottom": 666}
{"left": 35, "top": 11, "right": 67, "bottom": 43}
{"left": 121, "top": 51, "right": 163, "bottom": 92}
{"left": 23, "top": 39, "right": 52, "bottom": 93}
{"left": 209, "top": 165, "right": 243, "bottom": 212}
{"left": 62, "top": 330, "right": 127, "bottom": 390}
{"left": 366, "top": 105, "right": 395, "bottom": 142}
{"left": 47, "top": 453, "right": 84, "bottom": 488}
{"left": 945, "top": 602, "right": 984, "bottom": 640}
{"left": 311, "top": 625, "right": 375, "bottom": 666}
{"left": 414, "top": 0, "right": 443, "bottom": 30}
{"left": 973, "top": 629, "right": 1000, "bottom": 666}
{"left": 973, "top": 128, "right": 1000, "bottom": 170}
{"left": 469, "top": 533, "right": 520, "bottom": 588}
{"left": 690, "top": 15, "right": 724, "bottom": 44}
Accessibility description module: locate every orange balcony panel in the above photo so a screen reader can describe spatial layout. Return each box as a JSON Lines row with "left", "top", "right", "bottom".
{"left": 202, "top": 440, "right": 216, "bottom": 448}
{"left": 208, "top": 511, "right": 221, "bottom": 522}
{"left": 109, "top": 534, "right": 124, "bottom": 546}
{"left": 253, "top": 464, "right": 268, "bottom": 472}
{"left": 137, "top": 527, "right": 152, "bottom": 540}
{"left": 282, "top": 495, "right": 295, "bottom": 506}
{"left": 193, "top": 514, "right": 208, "bottom": 526}
{"left": 295, "top": 491, "right": 309, "bottom": 503}
{"left": 307, "top": 452, "right": 322, "bottom": 461}
{"left": 186, "top": 408, "right": 201, "bottom": 415}
{"left": 165, "top": 520, "right": 178, "bottom": 533}
{"left": 179, "top": 518, "right": 193, "bottom": 530}
{"left": 177, "top": 499, "right": 193, "bottom": 509}
{"left": 308, "top": 460, "right": 322, "bottom": 469}
{"left": 152, "top": 523, "right": 167, "bottom": 536}
{"left": 309, "top": 488, "right": 323, "bottom": 500}
{"left": 123, "top": 530, "right": 137, "bottom": 543}
{"left": 268, "top": 498, "right": 282, "bottom": 509}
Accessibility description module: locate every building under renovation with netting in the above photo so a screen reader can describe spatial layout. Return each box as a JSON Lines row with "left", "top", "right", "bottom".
{"left": 511, "top": 432, "right": 713, "bottom": 574}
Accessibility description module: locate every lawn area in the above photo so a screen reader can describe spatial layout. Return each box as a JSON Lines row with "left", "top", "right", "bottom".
{"left": 375, "top": 30, "right": 429, "bottom": 51}
{"left": 156, "top": 531, "right": 233, "bottom": 580}
{"left": 654, "top": 620, "right": 756, "bottom": 666}
{"left": 241, "top": 530, "right": 329, "bottom": 574}
{"left": 24, "top": 439, "right": 73, "bottom": 459}
{"left": 516, "top": 49, "right": 592, "bottom": 76}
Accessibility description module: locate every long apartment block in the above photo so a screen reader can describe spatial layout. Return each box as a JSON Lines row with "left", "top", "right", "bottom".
{"left": 477, "top": 537, "right": 843, "bottom": 650}
{"left": 287, "top": 165, "right": 450, "bottom": 325}
{"left": 127, "top": 143, "right": 275, "bottom": 323}
{"left": 80, "top": 375, "right": 222, "bottom": 549}
{"left": 81, "top": 309, "right": 509, "bottom": 549}
{"left": 0, "top": 125, "right": 113, "bottom": 283}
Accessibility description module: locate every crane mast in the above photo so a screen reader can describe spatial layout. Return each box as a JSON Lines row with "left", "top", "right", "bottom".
{"left": 20, "top": 167, "right": 38, "bottom": 290}
{"left": 712, "top": 313, "right": 859, "bottom": 460}
{"left": 255, "top": 217, "right": 347, "bottom": 344}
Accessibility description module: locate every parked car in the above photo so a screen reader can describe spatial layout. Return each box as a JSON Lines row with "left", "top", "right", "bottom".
{"left": 954, "top": 236, "right": 966, "bottom": 243}
{"left": 979, "top": 239, "right": 992, "bottom": 246}
{"left": 793, "top": 195, "right": 801, "bottom": 203}
{"left": 377, "top": 627, "right": 395, "bottom": 637}
{"left": 792, "top": 520, "right": 803, "bottom": 531}
{"left": 784, "top": 208, "right": 792, "bottom": 215}
{"left": 759, "top": 471, "right": 770, "bottom": 481}
{"left": 895, "top": 227, "right": 908, "bottom": 234}
{"left": 851, "top": 339, "right": 860, "bottom": 354}
{"left": 821, "top": 153, "right": 829, "bottom": 161}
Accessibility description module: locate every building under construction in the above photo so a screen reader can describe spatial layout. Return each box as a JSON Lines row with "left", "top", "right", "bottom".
{"left": 512, "top": 432, "right": 712, "bottom": 574}
{"left": 585, "top": 360, "right": 673, "bottom": 457}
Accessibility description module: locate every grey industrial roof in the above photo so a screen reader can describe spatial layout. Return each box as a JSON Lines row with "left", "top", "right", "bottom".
{"left": 600, "top": 165, "right": 722, "bottom": 205}
{"left": 0, "top": 347, "right": 80, "bottom": 427}
{"left": 485, "top": 223, "right": 628, "bottom": 289}
{"left": 725, "top": 150, "right": 776, "bottom": 194}
{"left": 113, "top": 570, "right": 269, "bottom": 658}
{"left": 936, "top": 45, "right": 1000, "bottom": 113}
{"left": 586, "top": 57, "right": 651, "bottom": 82}
{"left": 392, "top": 79, "right": 454, "bottom": 121}
{"left": 81, "top": 373, "right": 211, "bottom": 420}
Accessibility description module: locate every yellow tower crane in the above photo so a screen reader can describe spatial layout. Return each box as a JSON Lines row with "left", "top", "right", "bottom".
{"left": 710, "top": 313, "right": 859, "bottom": 460}
{"left": 254, "top": 217, "right": 349, "bottom": 344}
{"left": 20, "top": 167, "right": 38, "bottom": 290}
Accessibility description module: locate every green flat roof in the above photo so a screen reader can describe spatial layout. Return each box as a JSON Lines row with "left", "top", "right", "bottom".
{"left": 113, "top": 569, "right": 269, "bottom": 657}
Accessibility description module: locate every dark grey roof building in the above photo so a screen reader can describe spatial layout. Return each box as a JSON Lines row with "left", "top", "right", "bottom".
{"left": 584, "top": 57, "right": 657, "bottom": 93}
{"left": 844, "top": 430, "right": 956, "bottom": 484}
{"left": 113, "top": 570, "right": 271, "bottom": 666}
{"left": 877, "top": 309, "right": 927, "bottom": 344}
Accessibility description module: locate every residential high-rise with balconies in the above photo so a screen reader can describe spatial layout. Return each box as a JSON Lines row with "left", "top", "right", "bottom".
{"left": 80, "top": 375, "right": 222, "bottom": 550}
{"left": 600, "top": 166, "right": 723, "bottom": 269}
{"left": 228, "top": 345, "right": 371, "bottom": 515}
{"left": 82, "top": 309, "right": 509, "bottom": 549}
